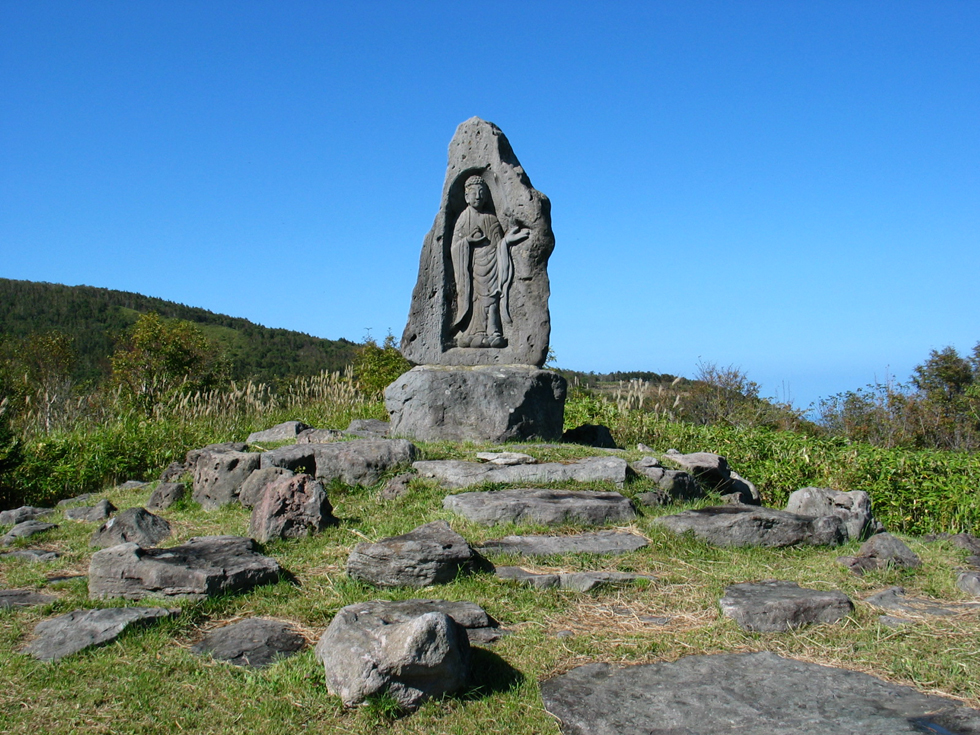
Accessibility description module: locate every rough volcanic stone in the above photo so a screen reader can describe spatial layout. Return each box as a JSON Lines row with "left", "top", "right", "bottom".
{"left": 89, "top": 508, "right": 171, "bottom": 549}
{"left": 719, "top": 580, "right": 854, "bottom": 632}
{"left": 185, "top": 441, "right": 247, "bottom": 469}
{"left": 475, "top": 451, "right": 536, "bottom": 465}
{"left": 21, "top": 607, "right": 177, "bottom": 661}
{"left": 259, "top": 444, "right": 317, "bottom": 474}
{"left": 414, "top": 455, "right": 627, "bottom": 489}
{"left": 662, "top": 450, "right": 730, "bottom": 487}
{"left": 726, "top": 471, "right": 762, "bottom": 504}
{"left": 443, "top": 489, "right": 636, "bottom": 526}
{"left": 146, "top": 482, "right": 186, "bottom": 512}
{"left": 631, "top": 457, "right": 702, "bottom": 502}
{"left": 562, "top": 424, "right": 617, "bottom": 448}
{"left": 923, "top": 533, "right": 980, "bottom": 555}
{"left": 1, "top": 520, "right": 58, "bottom": 546}
{"left": 249, "top": 474, "right": 336, "bottom": 542}
{"left": 0, "top": 549, "right": 60, "bottom": 562}
{"left": 786, "top": 486, "right": 881, "bottom": 541}
{"left": 345, "top": 419, "right": 390, "bottom": 437}
{"left": 88, "top": 535, "right": 283, "bottom": 601}
{"left": 652, "top": 505, "right": 846, "bottom": 547}
{"left": 539, "top": 651, "right": 980, "bottom": 735}
{"left": 316, "top": 604, "right": 471, "bottom": 710}
{"left": 837, "top": 533, "right": 921, "bottom": 575}
{"left": 192, "top": 449, "right": 261, "bottom": 509}
{"left": 117, "top": 480, "right": 148, "bottom": 490}
{"left": 159, "top": 461, "right": 188, "bottom": 483}
{"left": 296, "top": 428, "right": 345, "bottom": 444}
{"left": 385, "top": 365, "right": 566, "bottom": 443}
{"left": 400, "top": 117, "right": 555, "bottom": 368}
{"left": 496, "top": 569, "right": 655, "bottom": 593}
{"left": 478, "top": 530, "right": 648, "bottom": 557}
{"left": 328, "top": 599, "right": 502, "bottom": 645}
{"left": 864, "top": 586, "right": 978, "bottom": 617}
{"left": 65, "top": 499, "right": 116, "bottom": 522}
{"left": 246, "top": 420, "right": 311, "bottom": 445}
{"left": 57, "top": 494, "right": 96, "bottom": 508}
{"left": 346, "top": 521, "right": 490, "bottom": 588}
{"left": 494, "top": 565, "right": 560, "bottom": 589}
{"left": 1, "top": 506, "right": 54, "bottom": 525}
{"left": 0, "top": 589, "right": 56, "bottom": 609}
{"left": 958, "top": 572, "right": 980, "bottom": 597}
{"left": 191, "top": 618, "right": 306, "bottom": 668}
{"left": 379, "top": 472, "right": 414, "bottom": 500}
{"left": 261, "top": 439, "right": 418, "bottom": 487}
{"left": 238, "top": 467, "right": 295, "bottom": 508}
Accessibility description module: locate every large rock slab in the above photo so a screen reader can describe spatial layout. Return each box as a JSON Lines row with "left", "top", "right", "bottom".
{"left": 631, "top": 457, "right": 703, "bottom": 503}
{"left": 89, "top": 508, "right": 171, "bottom": 549}
{"left": 192, "top": 449, "right": 261, "bottom": 509}
{"left": 345, "top": 419, "right": 390, "bottom": 438}
{"left": 65, "top": 499, "right": 116, "bottom": 523}
{"left": 88, "top": 535, "right": 283, "bottom": 601}
{"left": 399, "top": 117, "right": 555, "bottom": 368}
{"left": 495, "top": 567, "right": 655, "bottom": 592}
{"left": 385, "top": 365, "right": 566, "bottom": 443}
{"left": 0, "top": 506, "right": 54, "bottom": 526}
{"left": 246, "top": 420, "right": 311, "bottom": 445}
{"left": 864, "top": 586, "right": 979, "bottom": 617}
{"left": 315, "top": 601, "right": 472, "bottom": 709}
{"left": 346, "top": 521, "right": 489, "bottom": 588}
{"left": 652, "top": 505, "right": 846, "bottom": 547}
{"left": 478, "top": 530, "right": 648, "bottom": 557}
{"left": 1, "top": 520, "right": 58, "bottom": 545}
{"left": 261, "top": 439, "right": 418, "bottom": 487}
{"left": 191, "top": 618, "right": 306, "bottom": 668}
{"left": 719, "top": 580, "right": 854, "bottom": 632}
{"left": 540, "top": 651, "right": 980, "bottom": 734}
{"left": 238, "top": 467, "right": 295, "bottom": 508}
{"left": 785, "top": 486, "right": 881, "bottom": 541}
{"left": 0, "top": 589, "right": 56, "bottom": 609}
{"left": 21, "top": 607, "right": 177, "bottom": 661}
{"left": 443, "top": 489, "right": 636, "bottom": 526}
{"left": 414, "top": 455, "right": 627, "bottom": 489}
{"left": 837, "top": 533, "right": 921, "bottom": 575}
{"left": 249, "top": 473, "right": 336, "bottom": 542}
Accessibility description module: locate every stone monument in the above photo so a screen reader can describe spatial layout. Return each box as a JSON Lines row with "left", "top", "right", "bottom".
{"left": 386, "top": 118, "right": 566, "bottom": 442}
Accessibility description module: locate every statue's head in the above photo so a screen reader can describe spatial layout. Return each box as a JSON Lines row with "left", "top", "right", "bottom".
{"left": 464, "top": 175, "right": 487, "bottom": 209}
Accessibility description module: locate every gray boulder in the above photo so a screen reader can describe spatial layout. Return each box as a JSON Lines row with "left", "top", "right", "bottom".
{"left": 315, "top": 602, "right": 471, "bottom": 709}
{"left": 238, "top": 467, "right": 295, "bottom": 508}
{"left": 385, "top": 365, "right": 566, "bottom": 443}
{"left": 89, "top": 508, "right": 171, "bottom": 549}
{"left": 837, "top": 533, "right": 921, "bottom": 575}
{"left": 326, "top": 599, "right": 502, "bottom": 645}
{"left": 249, "top": 473, "right": 336, "bottom": 542}
{"left": 399, "top": 117, "right": 555, "bottom": 368}
{"left": 258, "top": 444, "right": 317, "bottom": 474}
{"left": 65, "top": 499, "right": 116, "bottom": 523}
{"left": 246, "top": 420, "right": 311, "bottom": 445}
{"left": 1, "top": 520, "right": 58, "bottom": 546}
{"left": 719, "top": 580, "right": 854, "bottom": 632}
{"left": 159, "top": 461, "right": 188, "bottom": 483}
{"left": 478, "top": 530, "right": 648, "bottom": 557}
{"left": 297, "top": 428, "right": 345, "bottom": 444}
{"left": 346, "top": 521, "right": 489, "bottom": 588}
{"left": 192, "top": 449, "right": 261, "bottom": 509}
{"left": 785, "top": 486, "right": 881, "bottom": 541}
{"left": 21, "top": 607, "right": 177, "bottom": 662}
{"left": 631, "top": 457, "right": 703, "bottom": 502}
{"left": 88, "top": 535, "right": 283, "bottom": 601}
{"left": 146, "top": 482, "right": 186, "bottom": 512}
{"left": 652, "top": 505, "right": 846, "bottom": 547}
{"left": 345, "top": 419, "right": 390, "bottom": 438}
{"left": 379, "top": 472, "right": 415, "bottom": 500}
{"left": 495, "top": 567, "right": 655, "bottom": 592}
{"left": 0, "top": 506, "right": 54, "bottom": 525}
{"left": 191, "top": 618, "right": 306, "bottom": 668}
{"left": 562, "top": 424, "right": 617, "bottom": 448}
{"left": 957, "top": 572, "right": 980, "bottom": 597}
{"left": 262, "top": 439, "right": 418, "bottom": 487}
{"left": 475, "top": 451, "right": 536, "bottom": 465}
{"left": 539, "top": 651, "right": 980, "bottom": 734}
{"left": 443, "top": 489, "right": 636, "bottom": 526}
{"left": 413, "top": 455, "right": 628, "bottom": 489}
{"left": 864, "top": 586, "right": 979, "bottom": 617}
{"left": 0, "top": 589, "right": 56, "bottom": 609}
{"left": 662, "top": 451, "right": 761, "bottom": 504}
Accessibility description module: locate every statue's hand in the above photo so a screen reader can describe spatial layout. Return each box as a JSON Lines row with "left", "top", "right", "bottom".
{"left": 505, "top": 226, "right": 530, "bottom": 245}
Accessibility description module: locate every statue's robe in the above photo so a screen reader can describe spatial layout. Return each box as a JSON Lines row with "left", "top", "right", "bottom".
{"left": 450, "top": 206, "right": 513, "bottom": 341}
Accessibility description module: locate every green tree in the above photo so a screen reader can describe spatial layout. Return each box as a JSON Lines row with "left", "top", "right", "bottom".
{"left": 352, "top": 333, "right": 412, "bottom": 398}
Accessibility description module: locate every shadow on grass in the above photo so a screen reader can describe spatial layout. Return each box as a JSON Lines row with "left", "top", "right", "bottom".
{"left": 458, "top": 646, "right": 525, "bottom": 701}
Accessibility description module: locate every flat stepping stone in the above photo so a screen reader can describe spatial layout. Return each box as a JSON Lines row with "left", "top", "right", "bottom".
{"left": 478, "top": 530, "right": 647, "bottom": 557}
{"left": 20, "top": 607, "right": 177, "bottom": 661}
{"left": 191, "top": 618, "right": 306, "bottom": 667}
{"left": 495, "top": 566, "right": 655, "bottom": 592}
{"left": 838, "top": 533, "right": 921, "bottom": 575}
{"left": 88, "top": 535, "right": 283, "bottom": 601}
{"left": 475, "top": 451, "right": 536, "bottom": 465}
{"left": 1, "top": 521, "right": 58, "bottom": 546}
{"left": 89, "top": 507, "right": 171, "bottom": 549}
{"left": 540, "top": 651, "right": 980, "bottom": 734}
{"left": 65, "top": 499, "right": 116, "bottom": 522}
{"left": 443, "top": 489, "right": 637, "bottom": 526}
{"left": 0, "top": 589, "right": 56, "bottom": 609}
{"left": 719, "top": 580, "right": 853, "bottom": 632}
{"left": 413, "top": 456, "right": 628, "bottom": 489}
{"left": 864, "top": 586, "right": 979, "bottom": 617}
{"left": 652, "top": 505, "right": 845, "bottom": 547}
{"left": 0, "top": 506, "right": 54, "bottom": 525}
{"left": 0, "top": 549, "right": 60, "bottom": 562}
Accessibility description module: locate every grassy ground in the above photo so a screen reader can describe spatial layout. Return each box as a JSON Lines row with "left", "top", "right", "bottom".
{"left": 2, "top": 441, "right": 979, "bottom": 734}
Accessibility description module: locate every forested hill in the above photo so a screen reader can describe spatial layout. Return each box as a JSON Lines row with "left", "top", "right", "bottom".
{"left": 0, "top": 278, "right": 358, "bottom": 384}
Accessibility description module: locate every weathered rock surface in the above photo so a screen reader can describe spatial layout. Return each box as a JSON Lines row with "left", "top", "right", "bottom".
{"left": 494, "top": 566, "right": 655, "bottom": 592}
{"left": 146, "top": 482, "right": 186, "bottom": 512}
{"left": 246, "top": 420, "right": 311, "bottom": 445}
{"left": 631, "top": 457, "right": 703, "bottom": 503}
{"left": 652, "top": 505, "right": 846, "bottom": 547}
{"left": 386, "top": 365, "right": 566, "bottom": 443}
{"left": 414, "top": 455, "right": 627, "bottom": 489}
{"left": 21, "top": 607, "right": 178, "bottom": 661}
{"left": 837, "top": 533, "right": 921, "bottom": 575}
{"left": 249, "top": 473, "right": 336, "bottom": 542}
{"left": 0, "top": 549, "right": 60, "bottom": 562}
{"left": 345, "top": 419, "right": 390, "bottom": 438}
{"left": 785, "top": 486, "right": 881, "bottom": 541}
{"left": 159, "top": 461, "right": 188, "bottom": 483}
{"left": 0, "top": 589, "right": 56, "bottom": 609}
{"left": 539, "top": 651, "right": 980, "bottom": 735}
{"left": 65, "top": 499, "right": 116, "bottom": 523}
{"left": 400, "top": 117, "right": 555, "bottom": 368}
{"left": 1, "top": 520, "right": 58, "bottom": 545}
{"left": 89, "top": 508, "right": 171, "bottom": 549}
{"left": 475, "top": 451, "right": 536, "bottom": 465}
{"left": 958, "top": 572, "right": 980, "bottom": 597}
{"left": 88, "top": 535, "right": 283, "bottom": 601}
{"left": 57, "top": 494, "right": 96, "bottom": 508}
{"left": 296, "top": 428, "right": 344, "bottom": 444}
{"left": 191, "top": 618, "right": 306, "bottom": 667}
{"left": 662, "top": 450, "right": 761, "bottom": 504}
{"left": 346, "top": 521, "right": 489, "bottom": 588}
{"left": 562, "top": 424, "right": 617, "bottom": 448}
{"left": 315, "top": 601, "right": 472, "bottom": 709}
{"left": 261, "top": 439, "right": 418, "bottom": 487}
{"left": 864, "top": 586, "right": 978, "bottom": 617}
{"left": 719, "top": 580, "right": 854, "bottom": 632}
{"left": 238, "top": 467, "right": 295, "bottom": 508}
{"left": 443, "top": 489, "right": 636, "bottom": 526}
{"left": 330, "top": 599, "right": 502, "bottom": 645}
{"left": 924, "top": 532, "right": 980, "bottom": 554}
{"left": 184, "top": 442, "right": 247, "bottom": 471}
{"left": 478, "top": 530, "right": 648, "bottom": 557}
{"left": 192, "top": 449, "right": 261, "bottom": 509}
{"left": 0, "top": 506, "right": 54, "bottom": 525}
{"left": 379, "top": 472, "right": 415, "bottom": 500}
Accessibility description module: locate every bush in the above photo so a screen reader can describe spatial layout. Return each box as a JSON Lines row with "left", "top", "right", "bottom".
{"left": 352, "top": 333, "right": 412, "bottom": 398}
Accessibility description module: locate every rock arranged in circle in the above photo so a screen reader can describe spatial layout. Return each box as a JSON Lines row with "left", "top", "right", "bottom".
{"left": 478, "top": 530, "right": 648, "bottom": 557}
{"left": 249, "top": 473, "right": 336, "bottom": 542}
{"left": 719, "top": 580, "right": 854, "bottom": 632}
{"left": 260, "top": 438, "right": 418, "bottom": 487}
{"left": 0, "top": 506, "right": 54, "bottom": 526}
{"left": 246, "top": 420, "right": 311, "bottom": 445}
{"left": 652, "top": 505, "right": 846, "bottom": 547}
{"left": 191, "top": 618, "right": 306, "bottom": 668}
{"left": 146, "top": 482, "right": 187, "bottom": 512}
{"left": 1, "top": 520, "right": 58, "bottom": 546}
{"left": 0, "top": 589, "right": 56, "bottom": 609}
{"left": 21, "top": 607, "right": 178, "bottom": 661}
{"left": 495, "top": 566, "right": 655, "bottom": 592}
{"left": 443, "top": 488, "right": 636, "bottom": 526}
{"left": 0, "top": 548, "right": 60, "bottom": 562}
{"left": 864, "top": 586, "right": 979, "bottom": 617}
{"left": 89, "top": 507, "right": 171, "bottom": 549}
{"left": 65, "top": 499, "right": 117, "bottom": 523}
{"left": 785, "top": 486, "right": 881, "bottom": 541}
{"left": 413, "top": 455, "right": 628, "bottom": 489}
{"left": 837, "top": 533, "right": 921, "bottom": 575}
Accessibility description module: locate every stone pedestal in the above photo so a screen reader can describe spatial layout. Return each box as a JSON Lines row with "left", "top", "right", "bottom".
{"left": 384, "top": 365, "right": 566, "bottom": 443}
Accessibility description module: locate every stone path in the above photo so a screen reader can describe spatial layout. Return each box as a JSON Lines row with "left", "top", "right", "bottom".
{"left": 495, "top": 566, "right": 655, "bottom": 592}
{"left": 191, "top": 618, "right": 306, "bottom": 668}
{"left": 413, "top": 455, "right": 628, "bottom": 489}
{"left": 443, "top": 488, "right": 636, "bottom": 526}
{"left": 719, "top": 580, "right": 853, "bottom": 632}
{"left": 653, "top": 505, "right": 846, "bottom": 547}
{"left": 478, "top": 530, "right": 648, "bottom": 557}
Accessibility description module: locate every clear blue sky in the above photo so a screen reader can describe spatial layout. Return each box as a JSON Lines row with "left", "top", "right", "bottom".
{"left": 2, "top": 1, "right": 978, "bottom": 409}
